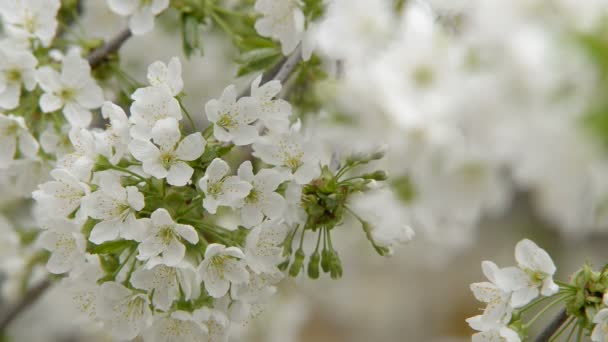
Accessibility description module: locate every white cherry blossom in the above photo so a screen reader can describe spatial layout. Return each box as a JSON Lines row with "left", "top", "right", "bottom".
{"left": 57, "top": 127, "right": 97, "bottom": 181}
{"left": 467, "top": 261, "right": 514, "bottom": 332}
{"left": 198, "top": 243, "right": 249, "bottom": 298}
{"left": 143, "top": 311, "right": 208, "bottom": 342}
{"left": 137, "top": 208, "right": 199, "bottom": 266}
{"left": 147, "top": 56, "right": 183, "bottom": 96}
{"left": 254, "top": 0, "right": 305, "bottom": 55}
{"left": 97, "top": 281, "right": 152, "bottom": 340}
{"left": 129, "top": 85, "right": 182, "bottom": 140}
{"left": 95, "top": 102, "right": 131, "bottom": 165}
{"left": 129, "top": 117, "right": 205, "bottom": 186}
{"left": 36, "top": 50, "right": 104, "bottom": 127}
{"left": 0, "top": 113, "right": 39, "bottom": 167}
{"left": 32, "top": 168, "right": 90, "bottom": 220}
{"left": 0, "top": 41, "right": 37, "bottom": 109}
{"left": 205, "top": 84, "right": 261, "bottom": 145}
{"left": 82, "top": 174, "right": 146, "bottom": 244}
{"left": 592, "top": 309, "right": 608, "bottom": 342}
{"left": 250, "top": 74, "right": 291, "bottom": 132}
{"left": 237, "top": 160, "right": 287, "bottom": 227}
{"left": 193, "top": 307, "right": 230, "bottom": 342}
{"left": 252, "top": 122, "right": 320, "bottom": 184}
{"left": 514, "top": 239, "right": 559, "bottom": 297}
{"left": 471, "top": 326, "right": 521, "bottom": 342}
{"left": 130, "top": 263, "right": 198, "bottom": 311}
{"left": 37, "top": 218, "right": 86, "bottom": 274}
{"left": 199, "top": 158, "right": 252, "bottom": 214}
{"left": 244, "top": 219, "right": 289, "bottom": 274}
{"left": 0, "top": 0, "right": 60, "bottom": 46}
{"left": 107, "top": 0, "right": 170, "bottom": 35}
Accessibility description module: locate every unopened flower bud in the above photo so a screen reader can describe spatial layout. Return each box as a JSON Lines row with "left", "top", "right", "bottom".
{"left": 362, "top": 170, "right": 388, "bottom": 181}
{"left": 289, "top": 249, "right": 306, "bottom": 277}
{"left": 307, "top": 251, "right": 321, "bottom": 279}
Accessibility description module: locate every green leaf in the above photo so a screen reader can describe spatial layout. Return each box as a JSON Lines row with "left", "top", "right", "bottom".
{"left": 236, "top": 48, "right": 282, "bottom": 76}
{"left": 89, "top": 239, "right": 137, "bottom": 255}
{"left": 181, "top": 14, "right": 203, "bottom": 57}
{"left": 237, "top": 36, "right": 278, "bottom": 52}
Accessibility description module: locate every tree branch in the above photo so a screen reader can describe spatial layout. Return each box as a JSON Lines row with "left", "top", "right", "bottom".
{"left": 87, "top": 29, "right": 132, "bottom": 68}
{"left": 0, "top": 279, "right": 51, "bottom": 333}
{"left": 535, "top": 308, "right": 569, "bottom": 342}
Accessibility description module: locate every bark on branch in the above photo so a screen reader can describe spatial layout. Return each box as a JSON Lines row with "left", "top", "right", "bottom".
{"left": 87, "top": 29, "right": 132, "bottom": 68}
{"left": 0, "top": 279, "right": 51, "bottom": 333}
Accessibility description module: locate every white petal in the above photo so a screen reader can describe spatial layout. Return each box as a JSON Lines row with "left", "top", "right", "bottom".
{"left": 237, "top": 160, "right": 254, "bottom": 182}
{"left": 204, "top": 244, "right": 225, "bottom": 259}
{"left": 231, "top": 125, "right": 259, "bottom": 146}
{"left": 241, "top": 205, "right": 264, "bottom": 227}
{"left": 163, "top": 239, "right": 186, "bottom": 266}
{"left": 76, "top": 82, "right": 104, "bottom": 109}
{"left": 18, "top": 131, "right": 39, "bottom": 158}
{"left": 63, "top": 102, "right": 92, "bottom": 127}
{"left": 39, "top": 93, "right": 62, "bottom": 112}
{"left": 107, "top": 0, "right": 139, "bottom": 16}
{"left": 206, "top": 158, "right": 230, "bottom": 182}
{"left": 515, "top": 239, "right": 556, "bottom": 275}
{"left": 151, "top": 208, "right": 174, "bottom": 226}
{"left": 167, "top": 161, "right": 193, "bottom": 186}
{"left": 129, "top": 8, "right": 155, "bottom": 35}
{"left": 175, "top": 224, "right": 198, "bottom": 244}
{"left": 511, "top": 287, "right": 539, "bottom": 308}
{"left": 151, "top": 117, "right": 180, "bottom": 150}
{"left": 175, "top": 132, "right": 205, "bottom": 161}
{"left": 89, "top": 220, "right": 120, "bottom": 244}
{"left": 36, "top": 67, "right": 61, "bottom": 92}
{"left": 129, "top": 139, "right": 160, "bottom": 162}
{"left": 126, "top": 186, "right": 145, "bottom": 211}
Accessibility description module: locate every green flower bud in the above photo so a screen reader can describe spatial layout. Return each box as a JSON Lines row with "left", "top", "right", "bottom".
{"left": 321, "top": 248, "right": 331, "bottom": 273}
{"left": 289, "top": 249, "right": 306, "bottom": 277}
{"left": 307, "top": 251, "right": 321, "bottom": 279}
{"left": 329, "top": 251, "right": 343, "bottom": 279}
{"left": 277, "top": 259, "right": 290, "bottom": 271}
{"left": 362, "top": 170, "right": 388, "bottom": 181}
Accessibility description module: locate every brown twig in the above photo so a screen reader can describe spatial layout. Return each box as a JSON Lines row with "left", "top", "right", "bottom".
{"left": 0, "top": 279, "right": 51, "bottom": 333}
{"left": 87, "top": 29, "right": 132, "bottom": 68}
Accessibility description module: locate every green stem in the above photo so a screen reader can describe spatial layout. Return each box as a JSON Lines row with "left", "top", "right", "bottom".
{"left": 555, "top": 280, "right": 577, "bottom": 290}
{"left": 575, "top": 324, "right": 583, "bottom": 342}
{"left": 524, "top": 295, "right": 570, "bottom": 329}
{"left": 548, "top": 316, "right": 575, "bottom": 342}
{"left": 178, "top": 99, "right": 197, "bottom": 131}
{"left": 565, "top": 320, "right": 578, "bottom": 342}
{"left": 313, "top": 227, "right": 322, "bottom": 253}
{"left": 209, "top": 11, "right": 240, "bottom": 42}
{"left": 297, "top": 224, "right": 307, "bottom": 250}
{"left": 210, "top": 4, "right": 247, "bottom": 17}
{"left": 519, "top": 292, "right": 562, "bottom": 314}
{"left": 108, "top": 165, "right": 150, "bottom": 184}
{"left": 113, "top": 247, "right": 137, "bottom": 280}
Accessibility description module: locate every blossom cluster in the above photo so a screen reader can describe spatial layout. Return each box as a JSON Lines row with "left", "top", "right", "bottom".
{"left": 0, "top": 1, "right": 414, "bottom": 340}
{"left": 467, "top": 239, "right": 558, "bottom": 341}
{"left": 468, "top": 239, "right": 608, "bottom": 342}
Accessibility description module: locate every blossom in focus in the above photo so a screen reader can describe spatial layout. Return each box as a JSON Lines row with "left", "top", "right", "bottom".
{"left": 36, "top": 50, "right": 104, "bottom": 127}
